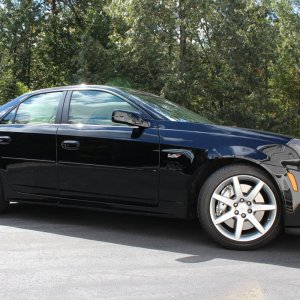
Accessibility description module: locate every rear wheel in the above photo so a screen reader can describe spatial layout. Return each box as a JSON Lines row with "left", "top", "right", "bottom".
{"left": 0, "top": 185, "right": 9, "bottom": 214}
{"left": 198, "top": 164, "right": 281, "bottom": 250}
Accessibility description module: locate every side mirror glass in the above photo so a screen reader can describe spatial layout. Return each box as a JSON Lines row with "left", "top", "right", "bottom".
{"left": 112, "top": 110, "right": 150, "bottom": 128}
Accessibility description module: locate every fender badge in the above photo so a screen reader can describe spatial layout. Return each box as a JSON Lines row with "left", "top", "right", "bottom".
{"left": 167, "top": 154, "right": 182, "bottom": 159}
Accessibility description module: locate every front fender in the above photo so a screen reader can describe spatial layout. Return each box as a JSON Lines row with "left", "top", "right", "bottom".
{"left": 159, "top": 128, "right": 299, "bottom": 223}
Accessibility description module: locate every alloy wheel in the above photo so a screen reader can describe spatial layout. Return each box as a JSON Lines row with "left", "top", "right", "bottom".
{"left": 209, "top": 175, "right": 277, "bottom": 242}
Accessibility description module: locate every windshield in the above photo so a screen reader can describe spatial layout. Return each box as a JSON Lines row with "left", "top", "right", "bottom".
{"left": 123, "top": 89, "right": 212, "bottom": 124}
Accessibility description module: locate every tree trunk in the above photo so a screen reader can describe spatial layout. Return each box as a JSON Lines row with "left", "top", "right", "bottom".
{"left": 178, "top": 0, "right": 186, "bottom": 76}
{"left": 178, "top": 0, "right": 187, "bottom": 104}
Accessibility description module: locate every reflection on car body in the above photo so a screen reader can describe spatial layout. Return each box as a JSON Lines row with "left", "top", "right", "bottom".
{"left": 0, "top": 85, "right": 299, "bottom": 250}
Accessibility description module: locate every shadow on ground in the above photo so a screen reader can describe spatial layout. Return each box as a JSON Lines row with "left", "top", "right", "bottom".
{"left": 1, "top": 203, "right": 300, "bottom": 269}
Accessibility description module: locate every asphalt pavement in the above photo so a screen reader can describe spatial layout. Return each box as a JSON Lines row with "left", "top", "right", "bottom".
{"left": 0, "top": 203, "right": 300, "bottom": 300}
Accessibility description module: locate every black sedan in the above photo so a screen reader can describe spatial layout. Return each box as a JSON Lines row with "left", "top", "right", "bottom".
{"left": 0, "top": 85, "right": 299, "bottom": 249}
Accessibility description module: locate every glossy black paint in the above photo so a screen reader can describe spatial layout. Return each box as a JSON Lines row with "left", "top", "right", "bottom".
{"left": 0, "top": 85, "right": 300, "bottom": 231}
{"left": 57, "top": 124, "right": 160, "bottom": 206}
{"left": 0, "top": 124, "right": 58, "bottom": 196}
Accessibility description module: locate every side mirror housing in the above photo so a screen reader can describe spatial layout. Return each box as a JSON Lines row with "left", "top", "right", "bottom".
{"left": 112, "top": 110, "right": 150, "bottom": 128}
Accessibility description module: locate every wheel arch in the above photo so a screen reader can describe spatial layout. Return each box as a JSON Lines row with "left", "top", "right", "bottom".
{"left": 187, "top": 156, "right": 284, "bottom": 219}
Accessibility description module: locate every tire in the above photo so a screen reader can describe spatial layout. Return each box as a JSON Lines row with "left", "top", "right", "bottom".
{"left": 198, "top": 164, "right": 282, "bottom": 250}
{"left": 0, "top": 185, "right": 9, "bottom": 214}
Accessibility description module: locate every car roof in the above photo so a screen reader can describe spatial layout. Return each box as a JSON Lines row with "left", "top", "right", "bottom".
{"left": 26, "top": 84, "right": 122, "bottom": 95}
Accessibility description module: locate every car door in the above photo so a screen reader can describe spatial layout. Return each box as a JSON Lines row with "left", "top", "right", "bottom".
{"left": 57, "top": 89, "right": 160, "bottom": 206}
{"left": 0, "top": 91, "right": 65, "bottom": 199}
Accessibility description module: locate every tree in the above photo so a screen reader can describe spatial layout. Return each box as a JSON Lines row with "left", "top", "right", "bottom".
{"left": 0, "top": 0, "right": 299, "bottom": 136}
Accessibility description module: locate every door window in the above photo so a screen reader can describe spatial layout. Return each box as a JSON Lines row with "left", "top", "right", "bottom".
{"left": 0, "top": 108, "right": 16, "bottom": 124}
{"left": 14, "top": 92, "right": 62, "bottom": 124}
{"left": 68, "top": 90, "right": 138, "bottom": 125}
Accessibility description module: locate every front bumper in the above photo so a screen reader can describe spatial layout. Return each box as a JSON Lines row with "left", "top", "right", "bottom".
{"left": 259, "top": 144, "right": 300, "bottom": 228}
{"left": 282, "top": 166, "right": 300, "bottom": 228}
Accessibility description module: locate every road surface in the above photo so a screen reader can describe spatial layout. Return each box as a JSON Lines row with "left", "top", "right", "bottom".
{"left": 0, "top": 203, "right": 300, "bottom": 299}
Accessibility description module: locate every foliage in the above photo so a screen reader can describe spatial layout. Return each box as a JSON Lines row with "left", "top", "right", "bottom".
{"left": 0, "top": 0, "right": 299, "bottom": 136}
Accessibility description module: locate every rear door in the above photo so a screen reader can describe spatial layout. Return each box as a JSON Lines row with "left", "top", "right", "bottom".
{"left": 0, "top": 91, "right": 65, "bottom": 199}
{"left": 57, "top": 89, "right": 160, "bottom": 206}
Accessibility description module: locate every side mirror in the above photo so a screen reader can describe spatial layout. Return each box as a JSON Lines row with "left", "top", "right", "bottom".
{"left": 112, "top": 110, "right": 150, "bottom": 128}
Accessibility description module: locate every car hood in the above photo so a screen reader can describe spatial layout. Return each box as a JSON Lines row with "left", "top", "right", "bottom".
{"left": 158, "top": 121, "right": 292, "bottom": 145}
{"left": 211, "top": 124, "right": 291, "bottom": 144}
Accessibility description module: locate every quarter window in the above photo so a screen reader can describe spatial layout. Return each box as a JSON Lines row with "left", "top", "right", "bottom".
{"left": 15, "top": 92, "right": 62, "bottom": 125}
{"left": 68, "top": 90, "right": 138, "bottom": 125}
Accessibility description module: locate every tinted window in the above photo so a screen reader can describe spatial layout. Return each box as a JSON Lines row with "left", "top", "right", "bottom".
{"left": 0, "top": 108, "right": 16, "bottom": 124}
{"left": 15, "top": 92, "right": 62, "bottom": 125}
{"left": 0, "top": 95, "right": 24, "bottom": 119}
{"left": 68, "top": 90, "right": 138, "bottom": 125}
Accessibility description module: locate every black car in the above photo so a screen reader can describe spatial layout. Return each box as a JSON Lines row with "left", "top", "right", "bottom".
{"left": 0, "top": 85, "right": 299, "bottom": 249}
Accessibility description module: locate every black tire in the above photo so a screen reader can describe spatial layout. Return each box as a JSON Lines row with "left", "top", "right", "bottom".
{"left": 0, "top": 185, "right": 9, "bottom": 214}
{"left": 198, "top": 164, "right": 282, "bottom": 250}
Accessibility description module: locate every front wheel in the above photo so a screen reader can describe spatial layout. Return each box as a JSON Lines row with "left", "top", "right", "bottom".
{"left": 198, "top": 164, "right": 282, "bottom": 250}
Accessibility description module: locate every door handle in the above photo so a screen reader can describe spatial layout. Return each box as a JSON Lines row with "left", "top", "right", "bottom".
{"left": 0, "top": 136, "right": 11, "bottom": 145}
{"left": 61, "top": 140, "right": 80, "bottom": 150}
